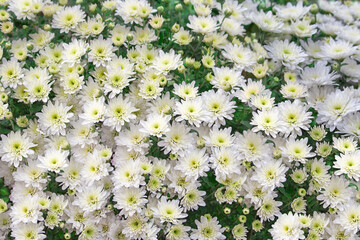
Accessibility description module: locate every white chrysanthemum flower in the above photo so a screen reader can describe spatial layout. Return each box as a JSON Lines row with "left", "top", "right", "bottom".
{"left": 222, "top": 44, "right": 256, "bottom": 70}
{"left": 55, "top": 160, "right": 82, "bottom": 190}
{"left": 38, "top": 148, "right": 69, "bottom": 173}
{"left": 300, "top": 39, "right": 324, "bottom": 59}
{"left": 13, "top": 160, "right": 47, "bottom": 189}
{"left": 274, "top": 0, "right": 310, "bottom": 20}
{"left": 265, "top": 39, "right": 307, "bottom": 70}
{"left": 251, "top": 108, "right": 286, "bottom": 138}
{"left": 0, "top": 131, "right": 36, "bottom": 167}
{"left": 112, "top": 159, "right": 144, "bottom": 188}
{"left": 62, "top": 39, "right": 89, "bottom": 66}
{"left": 281, "top": 137, "right": 315, "bottom": 164}
{"left": 88, "top": 36, "right": 116, "bottom": 67}
{"left": 251, "top": 159, "right": 288, "bottom": 190}
{"left": 236, "top": 130, "right": 272, "bottom": 164}
{"left": 79, "top": 97, "right": 106, "bottom": 125}
{"left": 81, "top": 154, "right": 112, "bottom": 185}
{"left": 173, "top": 27, "right": 193, "bottom": 46}
{"left": 299, "top": 61, "right": 339, "bottom": 86}
{"left": 190, "top": 216, "right": 226, "bottom": 240}
{"left": 152, "top": 196, "right": 187, "bottom": 224}
{"left": 235, "top": 79, "right": 266, "bottom": 103}
{"left": 173, "top": 81, "right": 198, "bottom": 100}
{"left": 211, "top": 66, "right": 244, "bottom": 91}
{"left": 181, "top": 187, "right": 206, "bottom": 211}
{"left": 202, "top": 90, "right": 236, "bottom": 126}
{"left": 210, "top": 147, "right": 241, "bottom": 180}
{"left": 334, "top": 151, "right": 360, "bottom": 181}
{"left": 337, "top": 112, "right": 360, "bottom": 139}
{"left": 291, "top": 19, "right": 317, "bottom": 37}
{"left": 321, "top": 38, "right": 356, "bottom": 60}
{"left": 10, "top": 196, "right": 42, "bottom": 225}
{"left": 257, "top": 197, "right": 282, "bottom": 222}
{"left": 167, "top": 224, "right": 191, "bottom": 240}
{"left": 115, "top": 124, "right": 149, "bottom": 154}
{"left": 187, "top": 15, "right": 218, "bottom": 34}
{"left": 317, "top": 176, "right": 352, "bottom": 210}
{"left": 52, "top": 6, "right": 86, "bottom": 33}
{"left": 0, "top": 57, "right": 24, "bottom": 88}
{"left": 334, "top": 203, "right": 360, "bottom": 235}
{"left": 60, "top": 74, "right": 84, "bottom": 95}
{"left": 175, "top": 97, "right": 210, "bottom": 127}
{"left": 175, "top": 148, "right": 209, "bottom": 180}
{"left": 11, "top": 223, "right": 46, "bottom": 240}
{"left": 340, "top": 58, "right": 360, "bottom": 81}
{"left": 152, "top": 50, "right": 183, "bottom": 74}
{"left": 138, "top": 79, "right": 163, "bottom": 100}
{"left": 104, "top": 68, "right": 134, "bottom": 98}
{"left": 316, "top": 89, "right": 360, "bottom": 131}
{"left": 269, "top": 212, "right": 304, "bottom": 240}
{"left": 104, "top": 96, "right": 138, "bottom": 132}
{"left": 281, "top": 82, "right": 308, "bottom": 100}
{"left": 36, "top": 101, "right": 73, "bottom": 136}
{"left": 73, "top": 185, "right": 109, "bottom": 214}
{"left": 24, "top": 78, "right": 52, "bottom": 103}
{"left": 333, "top": 136, "right": 357, "bottom": 153}
{"left": 113, "top": 187, "right": 148, "bottom": 217}
{"left": 158, "top": 123, "right": 195, "bottom": 156}
{"left": 116, "top": 0, "right": 154, "bottom": 25}
{"left": 250, "top": 10, "right": 284, "bottom": 33}
{"left": 139, "top": 113, "right": 170, "bottom": 137}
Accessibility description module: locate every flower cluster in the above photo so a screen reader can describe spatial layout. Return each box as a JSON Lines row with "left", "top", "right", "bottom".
{"left": 0, "top": 0, "right": 360, "bottom": 239}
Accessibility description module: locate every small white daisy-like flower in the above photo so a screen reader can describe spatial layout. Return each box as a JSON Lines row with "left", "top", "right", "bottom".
{"left": 334, "top": 203, "right": 360, "bottom": 235}
{"left": 139, "top": 113, "right": 170, "bottom": 137}
{"left": 88, "top": 36, "right": 116, "bottom": 67}
{"left": 201, "top": 90, "right": 236, "bottom": 126}
{"left": 104, "top": 96, "right": 138, "bottom": 132}
{"left": 317, "top": 176, "right": 352, "bottom": 210}
{"left": 0, "top": 131, "right": 36, "bottom": 167}
{"left": 113, "top": 187, "right": 148, "bottom": 217}
{"left": 52, "top": 5, "right": 86, "bottom": 33}
{"left": 269, "top": 212, "right": 304, "bottom": 240}
{"left": 251, "top": 107, "right": 286, "bottom": 138}
{"left": 167, "top": 224, "right": 191, "bottom": 240}
{"left": 173, "top": 81, "right": 199, "bottom": 100}
{"left": 0, "top": 57, "right": 24, "bottom": 89}
{"left": 321, "top": 38, "right": 357, "bottom": 60}
{"left": 175, "top": 97, "right": 210, "bottom": 127}
{"left": 79, "top": 97, "right": 106, "bottom": 125}
{"left": 175, "top": 148, "right": 210, "bottom": 181}
{"left": 334, "top": 150, "right": 360, "bottom": 181}
{"left": 210, "top": 147, "right": 241, "bottom": 180}
{"left": 152, "top": 196, "right": 187, "bottom": 224}
{"left": 222, "top": 44, "right": 256, "bottom": 70}
{"left": 36, "top": 101, "right": 73, "bottom": 136}
{"left": 152, "top": 49, "right": 183, "bottom": 74}
{"left": 251, "top": 159, "right": 288, "bottom": 191}
{"left": 250, "top": 10, "right": 284, "bottom": 33}
{"left": 281, "top": 137, "right": 315, "bottom": 164}
{"left": 190, "top": 215, "right": 226, "bottom": 240}
{"left": 10, "top": 196, "right": 42, "bottom": 225}
{"left": 211, "top": 66, "right": 244, "bottom": 91}
{"left": 187, "top": 15, "right": 218, "bottom": 34}
{"left": 11, "top": 223, "right": 46, "bottom": 240}
{"left": 299, "top": 60, "right": 340, "bottom": 86}
{"left": 274, "top": 0, "right": 310, "bottom": 20}
{"left": 38, "top": 148, "right": 69, "bottom": 173}
{"left": 265, "top": 39, "right": 307, "bottom": 70}
{"left": 62, "top": 39, "right": 89, "bottom": 66}
{"left": 73, "top": 185, "right": 109, "bottom": 214}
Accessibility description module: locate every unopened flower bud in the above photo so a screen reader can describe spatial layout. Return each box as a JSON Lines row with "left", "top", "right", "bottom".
{"left": 224, "top": 207, "right": 231, "bottom": 214}
{"left": 26, "top": 43, "right": 34, "bottom": 51}
{"left": 89, "top": 4, "right": 97, "bottom": 13}
{"left": 238, "top": 215, "right": 247, "bottom": 223}
{"left": 175, "top": 3, "right": 182, "bottom": 11}
{"left": 126, "top": 33, "right": 133, "bottom": 41}
{"left": 310, "top": 4, "right": 318, "bottom": 14}
{"left": 171, "top": 23, "right": 180, "bottom": 33}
